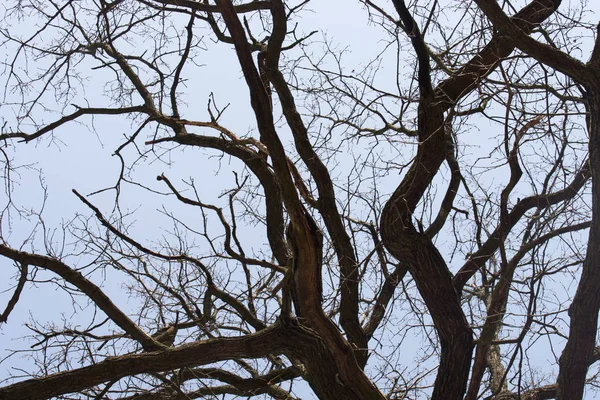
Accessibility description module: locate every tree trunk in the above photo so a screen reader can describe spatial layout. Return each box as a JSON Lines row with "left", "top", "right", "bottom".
{"left": 556, "top": 85, "right": 600, "bottom": 399}
{"left": 380, "top": 101, "right": 473, "bottom": 399}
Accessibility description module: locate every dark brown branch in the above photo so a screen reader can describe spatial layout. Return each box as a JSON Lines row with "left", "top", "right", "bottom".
{"left": 363, "top": 263, "right": 409, "bottom": 338}
{"left": 148, "top": 132, "right": 289, "bottom": 266}
{"left": 425, "top": 132, "right": 462, "bottom": 238}
{"left": 381, "top": 3, "right": 475, "bottom": 397}
{"left": 0, "top": 324, "right": 286, "bottom": 400}
{"left": 148, "top": 0, "right": 270, "bottom": 13}
{"left": 100, "top": 43, "right": 159, "bottom": 110}
{"left": 170, "top": 14, "right": 195, "bottom": 118}
{"left": 0, "top": 263, "right": 28, "bottom": 324}
{"left": 589, "top": 24, "right": 600, "bottom": 66}
{"left": 269, "top": 68, "right": 368, "bottom": 364}
{"left": 0, "top": 106, "right": 146, "bottom": 143}
{"left": 435, "top": 0, "right": 564, "bottom": 108}
{"left": 472, "top": 0, "right": 589, "bottom": 84}
{"left": 556, "top": 89, "right": 600, "bottom": 400}
{"left": 0, "top": 245, "right": 162, "bottom": 351}
{"left": 265, "top": 0, "right": 286, "bottom": 71}
{"left": 491, "top": 384, "right": 557, "bottom": 400}
{"left": 215, "top": 3, "right": 385, "bottom": 398}
{"left": 392, "top": 0, "right": 433, "bottom": 96}
{"left": 215, "top": 0, "right": 303, "bottom": 222}
{"left": 179, "top": 366, "right": 299, "bottom": 395}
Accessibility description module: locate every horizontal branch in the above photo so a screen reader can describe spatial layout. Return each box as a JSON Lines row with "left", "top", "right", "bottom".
{"left": 0, "top": 324, "right": 285, "bottom": 400}
{"left": 148, "top": 0, "right": 270, "bottom": 13}
{"left": 0, "top": 106, "right": 147, "bottom": 142}
{"left": 120, "top": 366, "right": 300, "bottom": 399}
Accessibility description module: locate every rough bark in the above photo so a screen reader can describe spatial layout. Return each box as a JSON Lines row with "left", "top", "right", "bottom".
{"left": 380, "top": 98, "right": 474, "bottom": 399}
{"left": 0, "top": 325, "right": 286, "bottom": 400}
{"left": 214, "top": 1, "right": 385, "bottom": 398}
{"left": 379, "top": 3, "right": 567, "bottom": 398}
{"left": 556, "top": 86, "right": 600, "bottom": 400}
{"left": 470, "top": 2, "right": 600, "bottom": 397}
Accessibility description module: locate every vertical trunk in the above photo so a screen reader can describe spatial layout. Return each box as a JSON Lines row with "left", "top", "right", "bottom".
{"left": 380, "top": 103, "right": 473, "bottom": 399}
{"left": 283, "top": 319, "right": 385, "bottom": 400}
{"left": 381, "top": 230, "right": 473, "bottom": 399}
{"left": 287, "top": 218, "right": 386, "bottom": 400}
{"left": 556, "top": 86, "right": 600, "bottom": 399}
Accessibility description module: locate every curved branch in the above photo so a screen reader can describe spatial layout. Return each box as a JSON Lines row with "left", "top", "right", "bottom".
{"left": 472, "top": 0, "right": 589, "bottom": 84}
{"left": 435, "top": 0, "right": 564, "bottom": 108}
{"left": 425, "top": 132, "right": 462, "bottom": 238}
{"left": 453, "top": 161, "right": 591, "bottom": 292}
{"left": 0, "top": 245, "right": 162, "bottom": 351}
{"left": 149, "top": 132, "right": 289, "bottom": 266}
{"left": 270, "top": 67, "right": 368, "bottom": 363}
{"left": 392, "top": 0, "right": 432, "bottom": 96}
{"left": 265, "top": 0, "right": 286, "bottom": 71}
{"left": 0, "top": 106, "right": 147, "bottom": 143}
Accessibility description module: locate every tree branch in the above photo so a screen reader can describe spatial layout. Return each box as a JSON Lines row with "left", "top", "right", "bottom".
{"left": 0, "top": 245, "right": 162, "bottom": 351}
{"left": 0, "top": 324, "right": 286, "bottom": 400}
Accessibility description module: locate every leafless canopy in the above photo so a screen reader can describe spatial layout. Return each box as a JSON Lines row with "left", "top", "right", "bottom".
{"left": 1, "top": 0, "right": 599, "bottom": 399}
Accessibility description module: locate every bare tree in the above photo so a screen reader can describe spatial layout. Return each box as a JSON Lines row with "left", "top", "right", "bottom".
{"left": 0, "top": 0, "right": 598, "bottom": 399}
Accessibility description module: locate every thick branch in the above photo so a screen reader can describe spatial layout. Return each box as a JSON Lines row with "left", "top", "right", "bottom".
{"left": 0, "top": 324, "right": 285, "bottom": 400}
{"left": 436, "top": 0, "right": 564, "bottom": 108}
{"left": 0, "top": 245, "right": 162, "bottom": 351}
{"left": 556, "top": 89, "right": 600, "bottom": 400}
{"left": 269, "top": 67, "right": 368, "bottom": 363}
{"left": 391, "top": 0, "right": 432, "bottom": 96}
{"left": 472, "top": 0, "right": 589, "bottom": 84}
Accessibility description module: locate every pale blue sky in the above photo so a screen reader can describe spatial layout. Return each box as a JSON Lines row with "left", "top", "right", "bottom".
{"left": 1, "top": 1, "right": 600, "bottom": 398}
